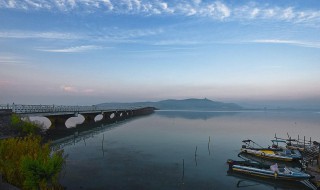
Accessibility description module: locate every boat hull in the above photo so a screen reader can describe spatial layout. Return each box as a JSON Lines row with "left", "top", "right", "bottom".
{"left": 227, "top": 160, "right": 311, "bottom": 182}
{"left": 231, "top": 165, "right": 310, "bottom": 181}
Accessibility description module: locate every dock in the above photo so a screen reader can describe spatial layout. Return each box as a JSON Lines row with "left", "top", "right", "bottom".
{"left": 275, "top": 134, "right": 320, "bottom": 188}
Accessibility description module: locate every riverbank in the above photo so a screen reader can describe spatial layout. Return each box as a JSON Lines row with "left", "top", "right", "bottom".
{"left": 1, "top": 174, "right": 20, "bottom": 190}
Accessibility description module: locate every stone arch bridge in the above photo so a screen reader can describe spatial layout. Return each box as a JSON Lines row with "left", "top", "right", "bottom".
{"left": 0, "top": 104, "right": 155, "bottom": 130}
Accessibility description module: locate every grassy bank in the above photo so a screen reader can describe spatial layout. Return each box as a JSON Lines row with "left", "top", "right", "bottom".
{"left": 0, "top": 115, "right": 66, "bottom": 190}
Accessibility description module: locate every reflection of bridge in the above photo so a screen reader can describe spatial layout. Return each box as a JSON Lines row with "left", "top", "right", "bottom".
{"left": 0, "top": 104, "right": 155, "bottom": 129}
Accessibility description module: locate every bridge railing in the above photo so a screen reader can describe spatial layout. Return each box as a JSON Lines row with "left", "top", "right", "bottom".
{"left": 0, "top": 104, "right": 101, "bottom": 114}
{"left": 0, "top": 104, "right": 12, "bottom": 110}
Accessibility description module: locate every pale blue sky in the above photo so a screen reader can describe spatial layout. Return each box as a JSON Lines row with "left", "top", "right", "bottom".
{"left": 0, "top": 0, "right": 320, "bottom": 108}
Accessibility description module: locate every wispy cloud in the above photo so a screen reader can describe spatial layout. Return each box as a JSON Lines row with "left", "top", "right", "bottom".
{"left": 1, "top": 1, "right": 320, "bottom": 25}
{"left": 0, "top": 31, "right": 81, "bottom": 40}
{"left": 94, "top": 28, "right": 163, "bottom": 42}
{"left": 0, "top": 54, "right": 30, "bottom": 66}
{"left": 251, "top": 39, "right": 320, "bottom": 49}
{"left": 153, "top": 40, "right": 201, "bottom": 46}
{"left": 39, "top": 45, "right": 102, "bottom": 53}
{"left": 61, "top": 85, "right": 95, "bottom": 94}
{"left": 233, "top": 4, "right": 320, "bottom": 25}
{"left": 0, "top": 80, "right": 13, "bottom": 86}
{"left": 61, "top": 85, "right": 78, "bottom": 93}
{"left": 0, "top": 28, "right": 163, "bottom": 44}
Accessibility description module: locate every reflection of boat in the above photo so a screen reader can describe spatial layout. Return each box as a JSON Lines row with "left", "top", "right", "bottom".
{"left": 241, "top": 139, "right": 302, "bottom": 162}
{"left": 227, "top": 170, "right": 314, "bottom": 190}
{"left": 227, "top": 159, "right": 311, "bottom": 181}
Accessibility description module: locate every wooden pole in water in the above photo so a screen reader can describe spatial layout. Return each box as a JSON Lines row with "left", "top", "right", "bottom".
{"left": 195, "top": 146, "right": 198, "bottom": 156}
{"left": 194, "top": 146, "right": 198, "bottom": 166}
{"left": 102, "top": 134, "right": 105, "bottom": 157}
{"left": 289, "top": 136, "right": 291, "bottom": 143}
{"left": 182, "top": 159, "right": 184, "bottom": 181}
{"left": 208, "top": 136, "right": 211, "bottom": 155}
{"left": 304, "top": 136, "right": 306, "bottom": 149}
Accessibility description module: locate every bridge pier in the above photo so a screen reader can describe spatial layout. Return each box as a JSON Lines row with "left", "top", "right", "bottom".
{"left": 46, "top": 114, "right": 75, "bottom": 130}
{"left": 116, "top": 111, "right": 127, "bottom": 121}
{"left": 102, "top": 111, "right": 116, "bottom": 123}
{"left": 81, "top": 112, "right": 101, "bottom": 125}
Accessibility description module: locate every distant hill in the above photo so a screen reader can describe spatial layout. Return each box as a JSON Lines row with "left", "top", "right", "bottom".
{"left": 97, "top": 98, "right": 243, "bottom": 111}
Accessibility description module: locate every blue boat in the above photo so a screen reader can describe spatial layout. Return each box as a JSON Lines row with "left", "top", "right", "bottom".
{"left": 227, "top": 159, "right": 311, "bottom": 181}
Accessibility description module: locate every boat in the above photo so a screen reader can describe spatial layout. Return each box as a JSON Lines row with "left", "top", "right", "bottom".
{"left": 227, "top": 169, "right": 317, "bottom": 190}
{"left": 272, "top": 137, "right": 320, "bottom": 154}
{"left": 241, "top": 139, "right": 302, "bottom": 162}
{"left": 273, "top": 133, "right": 319, "bottom": 153}
{"left": 227, "top": 159, "right": 312, "bottom": 181}
{"left": 238, "top": 152, "right": 303, "bottom": 169}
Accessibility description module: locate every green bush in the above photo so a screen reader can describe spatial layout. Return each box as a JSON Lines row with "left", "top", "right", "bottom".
{"left": 10, "top": 114, "right": 43, "bottom": 136}
{"left": 0, "top": 135, "right": 65, "bottom": 190}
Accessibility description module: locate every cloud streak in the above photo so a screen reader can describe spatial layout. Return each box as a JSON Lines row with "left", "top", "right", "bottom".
{"left": 39, "top": 45, "right": 102, "bottom": 53}
{"left": 0, "top": 31, "right": 81, "bottom": 40}
{"left": 1, "top": 0, "right": 319, "bottom": 24}
{"left": 251, "top": 39, "right": 320, "bottom": 49}
{"left": 0, "top": 54, "right": 30, "bottom": 66}
{"left": 61, "top": 85, "right": 78, "bottom": 93}
{"left": 61, "top": 85, "right": 95, "bottom": 94}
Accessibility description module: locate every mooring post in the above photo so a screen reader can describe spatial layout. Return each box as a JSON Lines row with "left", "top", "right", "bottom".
{"left": 195, "top": 146, "right": 198, "bottom": 156}
{"left": 195, "top": 146, "right": 198, "bottom": 166}
{"left": 304, "top": 136, "right": 306, "bottom": 149}
{"left": 289, "top": 136, "right": 291, "bottom": 143}
{"left": 12, "top": 102, "right": 15, "bottom": 112}
{"left": 102, "top": 134, "right": 105, "bottom": 157}
{"left": 310, "top": 137, "right": 311, "bottom": 145}
{"left": 182, "top": 159, "right": 185, "bottom": 181}
{"left": 208, "top": 136, "right": 211, "bottom": 155}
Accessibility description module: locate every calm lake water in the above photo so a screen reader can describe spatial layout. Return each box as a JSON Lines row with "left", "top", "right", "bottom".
{"left": 54, "top": 110, "right": 320, "bottom": 190}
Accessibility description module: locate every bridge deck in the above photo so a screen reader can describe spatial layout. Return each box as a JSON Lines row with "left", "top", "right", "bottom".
{"left": 0, "top": 104, "right": 135, "bottom": 115}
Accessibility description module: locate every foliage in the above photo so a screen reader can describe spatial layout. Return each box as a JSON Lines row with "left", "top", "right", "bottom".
{"left": 0, "top": 135, "right": 65, "bottom": 190}
{"left": 10, "top": 114, "right": 43, "bottom": 136}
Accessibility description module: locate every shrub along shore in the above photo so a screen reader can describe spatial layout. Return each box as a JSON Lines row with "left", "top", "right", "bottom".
{"left": 0, "top": 114, "right": 66, "bottom": 190}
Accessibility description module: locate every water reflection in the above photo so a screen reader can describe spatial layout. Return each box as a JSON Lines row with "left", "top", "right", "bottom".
{"left": 156, "top": 110, "right": 239, "bottom": 120}
{"left": 55, "top": 111, "right": 320, "bottom": 190}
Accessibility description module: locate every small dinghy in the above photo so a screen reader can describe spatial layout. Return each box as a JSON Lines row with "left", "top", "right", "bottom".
{"left": 241, "top": 139, "right": 302, "bottom": 162}
{"left": 227, "top": 159, "right": 311, "bottom": 181}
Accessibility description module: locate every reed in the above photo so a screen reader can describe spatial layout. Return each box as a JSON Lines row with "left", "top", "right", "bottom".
{"left": 0, "top": 135, "right": 65, "bottom": 190}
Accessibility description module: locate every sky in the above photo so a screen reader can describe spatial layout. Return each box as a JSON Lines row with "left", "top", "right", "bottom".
{"left": 0, "top": 0, "right": 320, "bottom": 108}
